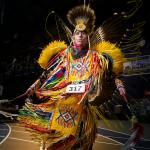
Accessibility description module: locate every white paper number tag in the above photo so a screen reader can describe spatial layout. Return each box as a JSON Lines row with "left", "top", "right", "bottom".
{"left": 66, "top": 84, "right": 85, "bottom": 93}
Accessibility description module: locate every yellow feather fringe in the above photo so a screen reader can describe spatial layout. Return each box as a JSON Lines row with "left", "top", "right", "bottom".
{"left": 38, "top": 41, "right": 67, "bottom": 69}
{"left": 92, "top": 41, "right": 125, "bottom": 75}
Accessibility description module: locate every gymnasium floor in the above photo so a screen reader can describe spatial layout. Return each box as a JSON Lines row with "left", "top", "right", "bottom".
{"left": 0, "top": 120, "right": 150, "bottom": 150}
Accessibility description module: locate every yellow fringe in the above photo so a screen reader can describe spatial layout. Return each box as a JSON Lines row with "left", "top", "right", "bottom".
{"left": 84, "top": 105, "right": 113, "bottom": 145}
{"left": 92, "top": 41, "right": 125, "bottom": 75}
{"left": 38, "top": 41, "right": 67, "bottom": 69}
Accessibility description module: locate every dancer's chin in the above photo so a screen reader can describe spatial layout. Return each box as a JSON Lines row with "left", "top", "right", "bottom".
{"left": 73, "top": 43, "right": 83, "bottom": 50}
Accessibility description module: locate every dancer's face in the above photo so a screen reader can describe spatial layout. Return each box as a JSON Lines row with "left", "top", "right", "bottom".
{"left": 72, "top": 30, "right": 88, "bottom": 49}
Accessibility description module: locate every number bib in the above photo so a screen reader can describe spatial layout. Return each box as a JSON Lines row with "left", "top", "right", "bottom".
{"left": 66, "top": 84, "right": 85, "bottom": 93}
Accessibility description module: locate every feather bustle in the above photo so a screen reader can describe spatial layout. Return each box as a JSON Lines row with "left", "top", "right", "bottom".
{"left": 38, "top": 41, "right": 67, "bottom": 69}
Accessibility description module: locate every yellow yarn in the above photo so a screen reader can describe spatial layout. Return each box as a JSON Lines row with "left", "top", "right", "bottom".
{"left": 50, "top": 96, "right": 81, "bottom": 136}
{"left": 92, "top": 41, "right": 125, "bottom": 75}
{"left": 38, "top": 87, "right": 67, "bottom": 97}
{"left": 38, "top": 41, "right": 67, "bottom": 69}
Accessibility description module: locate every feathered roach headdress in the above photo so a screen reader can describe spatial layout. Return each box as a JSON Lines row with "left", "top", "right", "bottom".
{"left": 67, "top": 5, "right": 96, "bottom": 34}
{"left": 38, "top": 0, "right": 144, "bottom": 70}
{"left": 66, "top": 0, "right": 144, "bottom": 52}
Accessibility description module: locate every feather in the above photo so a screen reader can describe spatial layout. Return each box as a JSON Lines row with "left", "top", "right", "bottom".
{"left": 90, "top": 0, "right": 144, "bottom": 56}
{"left": 37, "top": 41, "right": 67, "bottom": 69}
{"left": 92, "top": 41, "right": 125, "bottom": 75}
{"left": 67, "top": 5, "right": 96, "bottom": 33}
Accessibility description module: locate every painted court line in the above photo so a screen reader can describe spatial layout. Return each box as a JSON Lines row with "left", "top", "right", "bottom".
{"left": 0, "top": 124, "right": 11, "bottom": 145}
{"left": 0, "top": 129, "right": 9, "bottom": 131}
{"left": 98, "top": 134, "right": 136, "bottom": 150}
{"left": 97, "top": 134, "right": 136, "bottom": 150}
{"left": 107, "top": 136, "right": 128, "bottom": 140}
{"left": 97, "top": 134, "right": 123, "bottom": 146}
{"left": 7, "top": 137, "right": 39, "bottom": 144}
{"left": 10, "top": 125, "right": 26, "bottom": 129}
{"left": 97, "top": 130, "right": 150, "bottom": 150}
{"left": 95, "top": 140, "right": 121, "bottom": 146}
{"left": 1, "top": 124, "right": 148, "bottom": 150}
{"left": 11, "top": 130, "right": 30, "bottom": 134}
{"left": 0, "top": 136, "right": 5, "bottom": 138}
{"left": 98, "top": 127, "right": 150, "bottom": 141}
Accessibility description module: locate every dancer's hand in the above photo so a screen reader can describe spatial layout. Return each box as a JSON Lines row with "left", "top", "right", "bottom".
{"left": 118, "top": 86, "right": 126, "bottom": 96}
{"left": 115, "top": 78, "right": 127, "bottom": 102}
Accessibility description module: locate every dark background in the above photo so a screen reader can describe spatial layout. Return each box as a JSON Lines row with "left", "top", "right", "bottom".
{"left": 0, "top": 0, "right": 150, "bottom": 56}
{"left": 0, "top": 0, "right": 150, "bottom": 99}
